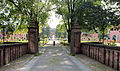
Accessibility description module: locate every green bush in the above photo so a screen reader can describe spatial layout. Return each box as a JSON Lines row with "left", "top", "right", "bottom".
{"left": 108, "top": 43, "right": 117, "bottom": 46}
{"left": 110, "top": 43, "right": 117, "bottom": 46}
{"left": 60, "top": 41, "right": 68, "bottom": 44}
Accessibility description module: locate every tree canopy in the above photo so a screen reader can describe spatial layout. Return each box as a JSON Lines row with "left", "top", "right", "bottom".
{"left": 0, "top": 0, "right": 120, "bottom": 43}
{"left": 50, "top": 0, "right": 120, "bottom": 43}
{"left": 0, "top": 0, "right": 51, "bottom": 34}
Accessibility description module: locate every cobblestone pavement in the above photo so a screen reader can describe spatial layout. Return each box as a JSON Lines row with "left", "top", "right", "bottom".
{"left": 20, "top": 40, "right": 91, "bottom": 71}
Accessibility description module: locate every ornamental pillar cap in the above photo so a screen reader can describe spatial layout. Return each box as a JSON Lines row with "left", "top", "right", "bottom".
{"left": 29, "top": 18, "right": 37, "bottom": 27}
{"left": 71, "top": 18, "right": 81, "bottom": 29}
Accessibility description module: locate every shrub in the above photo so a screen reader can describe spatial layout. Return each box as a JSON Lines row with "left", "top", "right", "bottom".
{"left": 108, "top": 43, "right": 117, "bottom": 46}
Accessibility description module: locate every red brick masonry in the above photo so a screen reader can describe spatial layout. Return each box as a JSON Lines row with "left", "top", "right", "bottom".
{"left": 81, "top": 43, "right": 120, "bottom": 70}
{"left": 0, "top": 43, "right": 28, "bottom": 67}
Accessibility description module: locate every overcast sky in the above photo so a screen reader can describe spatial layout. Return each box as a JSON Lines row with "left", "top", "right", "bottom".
{"left": 48, "top": 11, "right": 62, "bottom": 28}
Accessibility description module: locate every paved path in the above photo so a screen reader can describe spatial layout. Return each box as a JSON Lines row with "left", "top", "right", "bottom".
{"left": 20, "top": 41, "right": 91, "bottom": 71}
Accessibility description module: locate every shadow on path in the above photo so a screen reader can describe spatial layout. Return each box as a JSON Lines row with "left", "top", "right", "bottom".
{"left": 20, "top": 40, "right": 91, "bottom": 71}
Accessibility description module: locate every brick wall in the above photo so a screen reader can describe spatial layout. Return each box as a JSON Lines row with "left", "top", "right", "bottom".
{"left": 0, "top": 43, "right": 28, "bottom": 67}
{"left": 81, "top": 43, "right": 120, "bottom": 70}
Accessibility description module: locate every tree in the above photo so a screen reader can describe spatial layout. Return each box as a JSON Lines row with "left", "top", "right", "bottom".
{"left": 74, "top": 0, "right": 120, "bottom": 43}
{"left": 55, "top": 24, "right": 67, "bottom": 38}
{"left": 1, "top": 0, "right": 51, "bottom": 33}
{"left": 0, "top": 0, "right": 52, "bottom": 44}
{"left": 90, "top": 1, "right": 120, "bottom": 43}
{"left": 50, "top": 0, "right": 89, "bottom": 43}
{"left": 40, "top": 25, "right": 50, "bottom": 38}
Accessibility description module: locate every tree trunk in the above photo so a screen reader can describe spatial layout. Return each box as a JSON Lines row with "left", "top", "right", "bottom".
{"left": 67, "top": 30, "right": 71, "bottom": 43}
{"left": 102, "top": 29, "right": 105, "bottom": 44}
{"left": 36, "top": 22, "right": 39, "bottom": 41}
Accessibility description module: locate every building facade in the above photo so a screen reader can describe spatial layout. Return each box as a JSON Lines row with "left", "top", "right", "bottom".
{"left": 0, "top": 31, "right": 27, "bottom": 42}
{"left": 82, "top": 27, "right": 120, "bottom": 43}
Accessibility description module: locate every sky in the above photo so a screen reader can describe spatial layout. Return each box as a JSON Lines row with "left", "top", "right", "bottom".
{"left": 48, "top": 11, "right": 62, "bottom": 29}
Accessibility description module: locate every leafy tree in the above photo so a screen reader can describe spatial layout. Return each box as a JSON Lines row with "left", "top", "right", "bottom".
{"left": 55, "top": 24, "right": 67, "bottom": 38}
{"left": 89, "top": 1, "right": 120, "bottom": 43}
{"left": 1, "top": 0, "right": 51, "bottom": 34}
{"left": 40, "top": 25, "right": 50, "bottom": 38}
{"left": 0, "top": 0, "right": 52, "bottom": 43}
{"left": 50, "top": 0, "right": 89, "bottom": 43}
{"left": 74, "top": 0, "right": 120, "bottom": 43}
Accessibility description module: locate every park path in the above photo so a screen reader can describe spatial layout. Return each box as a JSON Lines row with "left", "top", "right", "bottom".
{"left": 20, "top": 40, "right": 91, "bottom": 71}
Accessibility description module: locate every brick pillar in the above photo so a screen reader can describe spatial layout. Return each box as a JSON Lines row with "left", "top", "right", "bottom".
{"left": 71, "top": 21, "right": 81, "bottom": 55}
{"left": 28, "top": 26, "right": 38, "bottom": 54}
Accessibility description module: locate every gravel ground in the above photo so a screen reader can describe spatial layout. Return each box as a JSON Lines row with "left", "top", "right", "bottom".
{"left": 0, "top": 54, "right": 34, "bottom": 71}
{"left": 63, "top": 45, "right": 115, "bottom": 71}
{"left": 0, "top": 41, "right": 115, "bottom": 71}
{"left": 75, "top": 55, "right": 115, "bottom": 71}
{"left": 20, "top": 41, "right": 91, "bottom": 71}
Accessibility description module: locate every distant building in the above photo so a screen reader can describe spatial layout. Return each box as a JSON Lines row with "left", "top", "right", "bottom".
{"left": 108, "top": 27, "right": 120, "bottom": 43}
{"left": 0, "top": 32, "right": 27, "bottom": 42}
{"left": 81, "top": 32, "right": 98, "bottom": 41}
{"left": 82, "top": 26, "right": 120, "bottom": 43}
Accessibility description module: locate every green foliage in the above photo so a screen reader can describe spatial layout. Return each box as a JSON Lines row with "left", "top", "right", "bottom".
{"left": 40, "top": 25, "right": 50, "bottom": 38}
{"left": 34, "top": 53, "right": 42, "bottom": 56}
{"left": 110, "top": 43, "right": 117, "bottom": 46}
{"left": 60, "top": 41, "right": 68, "bottom": 44}
{"left": 0, "top": 0, "right": 51, "bottom": 35}
{"left": 55, "top": 24, "right": 67, "bottom": 38}
{"left": 107, "top": 43, "right": 117, "bottom": 46}
{"left": 1, "top": 0, "right": 120, "bottom": 43}
{"left": 67, "top": 53, "right": 72, "bottom": 56}
{"left": 50, "top": 0, "right": 120, "bottom": 43}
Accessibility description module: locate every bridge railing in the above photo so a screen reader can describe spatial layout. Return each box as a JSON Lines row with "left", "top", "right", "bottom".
{"left": 0, "top": 43, "right": 28, "bottom": 67}
{"left": 81, "top": 43, "right": 120, "bottom": 70}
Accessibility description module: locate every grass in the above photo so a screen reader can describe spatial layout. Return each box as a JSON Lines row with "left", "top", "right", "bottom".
{"left": 104, "top": 43, "right": 117, "bottom": 46}
{"left": 13, "top": 40, "right": 28, "bottom": 42}
{"left": 34, "top": 53, "right": 42, "bottom": 56}
{"left": 67, "top": 53, "right": 72, "bottom": 56}
{"left": 115, "top": 43, "right": 120, "bottom": 46}
{"left": 60, "top": 41, "right": 68, "bottom": 44}
{"left": 81, "top": 41, "right": 96, "bottom": 43}
{"left": 0, "top": 40, "right": 28, "bottom": 43}
{"left": 82, "top": 40, "right": 120, "bottom": 46}
{"left": 40, "top": 41, "right": 47, "bottom": 44}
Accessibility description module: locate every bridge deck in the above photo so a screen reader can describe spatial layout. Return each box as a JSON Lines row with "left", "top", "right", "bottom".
{"left": 20, "top": 40, "right": 91, "bottom": 71}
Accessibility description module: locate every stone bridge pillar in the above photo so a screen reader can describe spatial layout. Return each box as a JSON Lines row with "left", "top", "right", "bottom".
{"left": 28, "top": 21, "right": 38, "bottom": 54}
{"left": 71, "top": 23, "right": 81, "bottom": 56}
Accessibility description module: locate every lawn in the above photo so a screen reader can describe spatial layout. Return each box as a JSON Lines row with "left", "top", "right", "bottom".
{"left": 60, "top": 41, "right": 68, "bottom": 44}
{"left": 0, "top": 40, "right": 28, "bottom": 43}
{"left": 13, "top": 40, "right": 28, "bottom": 42}
{"left": 61, "top": 40, "right": 120, "bottom": 46}
{"left": 81, "top": 41, "right": 96, "bottom": 43}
